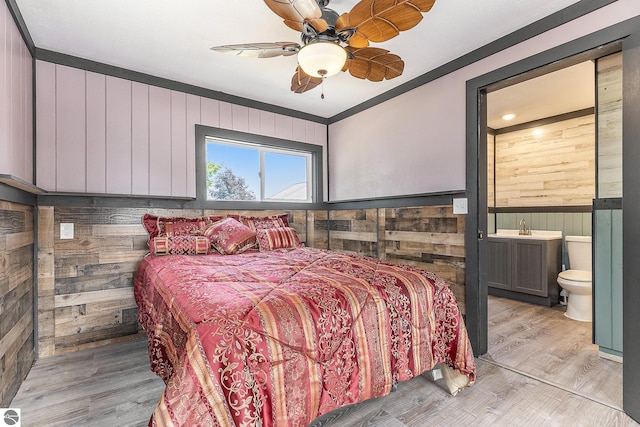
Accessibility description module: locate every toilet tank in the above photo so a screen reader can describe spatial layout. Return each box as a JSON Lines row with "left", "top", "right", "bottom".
{"left": 566, "top": 235, "right": 592, "bottom": 271}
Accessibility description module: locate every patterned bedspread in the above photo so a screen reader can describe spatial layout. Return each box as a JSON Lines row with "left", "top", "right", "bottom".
{"left": 134, "top": 247, "right": 476, "bottom": 427}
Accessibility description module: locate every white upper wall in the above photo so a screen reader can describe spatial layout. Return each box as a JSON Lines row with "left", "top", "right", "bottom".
{"left": 328, "top": 0, "right": 640, "bottom": 201}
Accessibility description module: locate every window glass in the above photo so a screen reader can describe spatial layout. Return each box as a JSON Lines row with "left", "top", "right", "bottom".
{"left": 206, "top": 141, "right": 259, "bottom": 201}
{"left": 264, "top": 151, "right": 309, "bottom": 201}
{"left": 206, "top": 137, "right": 312, "bottom": 203}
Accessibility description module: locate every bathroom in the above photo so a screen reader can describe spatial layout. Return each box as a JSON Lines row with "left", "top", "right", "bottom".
{"left": 483, "top": 51, "right": 623, "bottom": 406}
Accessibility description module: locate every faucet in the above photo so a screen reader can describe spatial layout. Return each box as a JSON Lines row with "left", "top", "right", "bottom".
{"left": 519, "top": 218, "right": 531, "bottom": 235}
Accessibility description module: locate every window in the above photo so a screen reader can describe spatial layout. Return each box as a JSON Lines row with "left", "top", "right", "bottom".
{"left": 206, "top": 137, "right": 312, "bottom": 202}
{"left": 196, "top": 126, "right": 322, "bottom": 206}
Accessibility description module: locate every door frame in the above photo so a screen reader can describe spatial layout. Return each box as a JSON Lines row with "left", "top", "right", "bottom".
{"left": 622, "top": 28, "right": 640, "bottom": 422}
{"left": 465, "top": 16, "right": 640, "bottom": 421}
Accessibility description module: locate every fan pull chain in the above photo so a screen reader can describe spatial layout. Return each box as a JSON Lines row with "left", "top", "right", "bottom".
{"left": 321, "top": 77, "right": 325, "bottom": 99}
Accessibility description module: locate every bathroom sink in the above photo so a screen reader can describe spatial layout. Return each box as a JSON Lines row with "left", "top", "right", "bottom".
{"left": 488, "top": 229, "right": 563, "bottom": 240}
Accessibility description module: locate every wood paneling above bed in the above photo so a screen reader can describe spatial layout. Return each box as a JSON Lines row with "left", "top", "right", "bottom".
{"left": 343, "top": 205, "right": 466, "bottom": 304}
{"left": 384, "top": 206, "right": 465, "bottom": 286}
{"left": 327, "top": 206, "right": 466, "bottom": 311}
{"left": 37, "top": 204, "right": 465, "bottom": 356}
{"left": 329, "top": 209, "right": 378, "bottom": 257}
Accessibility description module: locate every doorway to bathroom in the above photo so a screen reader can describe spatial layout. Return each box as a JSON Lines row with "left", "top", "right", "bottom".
{"left": 462, "top": 22, "right": 640, "bottom": 420}
{"left": 465, "top": 23, "right": 640, "bottom": 421}
{"left": 479, "top": 52, "right": 623, "bottom": 409}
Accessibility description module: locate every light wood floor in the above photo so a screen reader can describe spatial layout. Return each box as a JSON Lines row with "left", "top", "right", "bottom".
{"left": 484, "top": 295, "right": 623, "bottom": 409}
{"left": 11, "top": 299, "right": 638, "bottom": 427}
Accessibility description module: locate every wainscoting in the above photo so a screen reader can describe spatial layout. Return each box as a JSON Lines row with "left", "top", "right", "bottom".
{"left": 493, "top": 211, "right": 591, "bottom": 236}
{"left": 594, "top": 207, "right": 623, "bottom": 357}
{"left": 0, "top": 201, "right": 34, "bottom": 406}
{"left": 36, "top": 204, "right": 465, "bottom": 357}
{"left": 327, "top": 206, "right": 465, "bottom": 311}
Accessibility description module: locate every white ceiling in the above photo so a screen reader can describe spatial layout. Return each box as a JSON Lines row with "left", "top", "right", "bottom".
{"left": 487, "top": 61, "right": 595, "bottom": 129}
{"left": 16, "top": 0, "right": 585, "bottom": 120}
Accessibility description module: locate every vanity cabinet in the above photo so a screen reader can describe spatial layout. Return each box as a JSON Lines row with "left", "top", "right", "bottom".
{"left": 488, "top": 236, "right": 562, "bottom": 306}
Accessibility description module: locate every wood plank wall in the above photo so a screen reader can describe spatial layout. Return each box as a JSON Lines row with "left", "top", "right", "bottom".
{"left": 597, "top": 52, "right": 622, "bottom": 199}
{"left": 328, "top": 206, "right": 466, "bottom": 312}
{"left": 37, "top": 204, "right": 464, "bottom": 356}
{"left": 38, "top": 207, "right": 152, "bottom": 356}
{"left": 383, "top": 206, "right": 466, "bottom": 312}
{"left": 329, "top": 209, "right": 378, "bottom": 257}
{"left": 37, "top": 207, "right": 313, "bottom": 356}
{"left": 0, "top": 201, "right": 34, "bottom": 406}
{"left": 494, "top": 115, "right": 595, "bottom": 207}
{"left": 308, "top": 209, "right": 329, "bottom": 249}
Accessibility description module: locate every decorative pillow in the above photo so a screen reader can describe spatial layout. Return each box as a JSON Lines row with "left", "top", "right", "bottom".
{"left": 150, "top": 235, "right": 211, "bottom": 255}
{"left": 202, "top": 217, "right": 257, "bottom": 255}
{"left": 209, "top": 215, "right": 226, "bottom": 223}
{"left": 142, "top": 213, "right": 162, "bottom": 239}
{"left": 256, "top": 227, "right": 302, "bottom": 251}
{"left": 240, "top": 214, "right": 289, "bottom": 231}
{"left": 159, "top": 218, "right": 211, "bottom": 237}
{"left": 278, "top": 213, "right": 290, "bottom": 227}
{"left": 142, "top": 214, "right": 225, "bottom": 239}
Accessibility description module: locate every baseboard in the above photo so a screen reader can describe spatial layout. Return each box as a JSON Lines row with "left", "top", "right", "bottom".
{"left": 599, "top": 349, "right": 623, "bottom": 364}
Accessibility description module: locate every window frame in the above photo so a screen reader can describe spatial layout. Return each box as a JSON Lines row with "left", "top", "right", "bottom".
{"left": 196, "top": 125, "right": 323, "bottom": 209}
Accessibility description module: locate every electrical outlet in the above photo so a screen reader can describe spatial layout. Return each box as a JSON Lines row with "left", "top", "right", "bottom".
{"left": 60, "top": 223, "right": 74, "bottom": 239}
{"left": 452, "top": 198, "right": 468, "bottom": 215}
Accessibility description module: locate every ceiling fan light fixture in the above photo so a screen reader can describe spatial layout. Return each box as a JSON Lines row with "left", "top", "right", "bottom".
{"left": 297, "top": 41, "right": 347, "bottom": 78}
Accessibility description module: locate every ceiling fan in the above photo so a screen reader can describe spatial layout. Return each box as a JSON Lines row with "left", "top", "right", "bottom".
{"left": 211, "top": 0, "right": 436, "bottom": 95}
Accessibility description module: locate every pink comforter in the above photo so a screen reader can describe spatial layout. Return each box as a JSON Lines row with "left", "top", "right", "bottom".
{"left": 134, "top": 247, "right": 475, "bottom": 426}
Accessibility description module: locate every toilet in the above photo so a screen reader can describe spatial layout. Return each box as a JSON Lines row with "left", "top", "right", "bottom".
{"left": 557, "top": 235, "right": 592, "bottom": 322}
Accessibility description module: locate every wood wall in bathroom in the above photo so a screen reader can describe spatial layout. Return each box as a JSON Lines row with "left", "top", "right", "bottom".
{"left": 492, "top": 114, "right": 595, "bottom": 208}
{"left": 597, "top": 52, "right": 622, "bottom": 199}
{"left": 489, "top": 52, "right": 623, "bottom": 209}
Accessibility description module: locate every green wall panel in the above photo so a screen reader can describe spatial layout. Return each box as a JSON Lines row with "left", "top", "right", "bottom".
{"left": 594, "top": 209, "right": 623, "bottom": 354}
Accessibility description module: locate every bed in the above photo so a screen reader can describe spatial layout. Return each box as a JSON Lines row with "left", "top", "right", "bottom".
{"left": 134, "top": 214, "right": 476, "bottom": 426}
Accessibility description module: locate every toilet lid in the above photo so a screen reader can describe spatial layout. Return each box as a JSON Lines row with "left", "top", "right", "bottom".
{"left": 558, "top": 270, "right": 591, "bottom": 282}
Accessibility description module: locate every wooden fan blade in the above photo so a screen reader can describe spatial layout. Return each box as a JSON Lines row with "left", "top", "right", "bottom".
{"left": 264, "top": 0, "right": 324, "bottom": 32}
{"left": 211, "top": 42, "right": 300, "bottom": 58}
{"left": 336, "top": 0, "right": 436, "bottom": 46}
{"left": 344, "top": 47, "right": 404, "bottom": 81}
{"left": 305, "top": 17, "right": 329, "bottom": 34}
{"left": 291, "top": 67, "right": 322, "bottom": 93}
